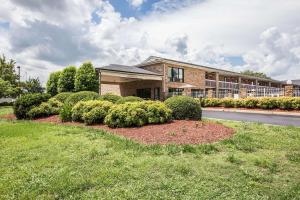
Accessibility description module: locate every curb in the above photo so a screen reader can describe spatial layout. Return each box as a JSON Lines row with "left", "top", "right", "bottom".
{"left": 202, "top": 108, "right": 300, "bottom": 117}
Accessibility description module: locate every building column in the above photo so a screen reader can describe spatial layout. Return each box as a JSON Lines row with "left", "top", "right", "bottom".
{"left": 98, "top": 71, "right": 101, "bottom": 95}
{"left": 284, "top": 85, "right": 294, "bottom": 97}
{"left": 215, "top": 72, "right": 219, "bottom": 98}
{"left": 255, "top": 79, "right": 259, "bottom": 97}
{"left": 269, "top": 82, "right": 272, "bottom": 87}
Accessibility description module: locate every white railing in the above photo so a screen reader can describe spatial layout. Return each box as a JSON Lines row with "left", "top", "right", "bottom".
{"left": 247, "top": 88, "right": 285, "bottom": 97}
{"left": 241, "top": 84, "right": 256, "bottom": 90}
{"left": 218, "top": 81, "right": 239, "bottom": 89}
{"left": 205, "top": 79, "right": 216, "bottom": 87}
{"left": 294, "top": 88, "right": 300, "bottom": 97}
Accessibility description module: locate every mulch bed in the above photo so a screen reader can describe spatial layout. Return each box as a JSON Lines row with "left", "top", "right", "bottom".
{"left": 33, "top": 115, "right": 234, "bottom": 145}
{"left": 0, "top": 114, "right": 16, "bottom": 120}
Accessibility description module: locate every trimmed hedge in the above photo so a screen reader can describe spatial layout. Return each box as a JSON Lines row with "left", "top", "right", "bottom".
{"left": 53, "top": 92, "right": 73, "bottom": 103}
{"left": 13, "top": 93, "right": 51, "bottom": 119}
{"left": 83, "top": 101, "right": 114, "bottom": 125}
{"left": 165, "top": 96, "right": 202, "bottom": 120}
{"left": 98, "top": 93, "right": 122, "bottom": 103}
{"left": 59, "top": 104, "right": 73, "bottom": 122}
{"left": 200, "top": 97, "right": 300, "bottom": 110}
{"left": 116, "top": 96, "right": 143, "bottom": 104}
{"left": 65, "top": 91, "right": 99, "bottom": 106}
{"left": 104, "top": 101, "right": 172, "bottom": 128}
{"left": 27, "top": 98, "right": 63, "bottom": 119}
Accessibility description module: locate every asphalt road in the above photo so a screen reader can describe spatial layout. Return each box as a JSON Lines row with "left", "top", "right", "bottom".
{"left": 203, "top": 110, "right": 300, "bottom": 127}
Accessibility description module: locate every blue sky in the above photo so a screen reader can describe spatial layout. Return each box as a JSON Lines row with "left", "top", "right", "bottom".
{"left": 0, "top": 0, "right": 299, "bottom": 83}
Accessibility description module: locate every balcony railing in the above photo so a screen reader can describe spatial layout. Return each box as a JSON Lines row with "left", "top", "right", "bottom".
{"left": 218, "top": 81, "right": 239, "bottom": 89}
{"left": 205, "top": 79, "right": 216, "bottom": 87}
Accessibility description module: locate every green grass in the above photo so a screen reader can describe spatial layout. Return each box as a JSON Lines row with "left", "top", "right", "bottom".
{"left": 0, "top": 106, "right": 13, "bottom": 115}
{"left": 0, "top": 119, "right": 300, "bottom": 199}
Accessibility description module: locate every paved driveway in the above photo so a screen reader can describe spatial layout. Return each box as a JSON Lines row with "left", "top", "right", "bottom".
{"left": 203, "top": 110, "right": 300, "bottom": 127}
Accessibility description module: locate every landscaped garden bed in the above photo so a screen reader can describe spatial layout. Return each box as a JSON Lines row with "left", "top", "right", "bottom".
{"left": 33, "top": 115, "right": 234, "bottom": 144}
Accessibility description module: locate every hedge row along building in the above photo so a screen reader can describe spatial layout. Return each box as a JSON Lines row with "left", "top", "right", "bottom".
{"left": 96, "top": 56, "right": 300, "bottom": 100}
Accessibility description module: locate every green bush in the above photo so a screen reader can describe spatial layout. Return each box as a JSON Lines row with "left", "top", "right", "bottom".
{"left": 74, "top": 62, "right": 99, "bottom": 92}
{"left": 143, "top": 101, "right": 172, "bottom": 124}
{"left": 202, "top": 98, "right": 222, "bottom": 107}
{"left": 221, "top": 98, "right": 235, "bottom": 108}
{"left": 98, "top": 93, "right": 122, "bottom": 103}
{"left": 243, "top": 98, "right": 259, "bottom": 108}
{"left": 59, "top": 104, "right": 73, "bottom": 122}
{"left": 13, "top": 93, "right": 51, "bottom": 119}
{"left": 46, "top": 71, "right": 61, "bottom": 96}
{"left": 52, "top": 92, "right": 73, "bottom": 103}
{"left": 71, "top": 100, "right": 110, "bottom": 122}
{"left": 104, "top": 102, "right": 148, "bottom": 128}
{"left": 27, "top": 98, "right": 63, "bottom": 119}
{"left": 57, "top": 66, "right": 77, "bottom": 93}
{"left": 83, "top": 101, "right": 113, "bottom": 125}
{"left": 292, "top": 97, "right": 300, "bottom": 109}
{"left": 116, "top": 96, "right": 143, "bottom": 104}
{"left": 48, "top": 98, "right": 64, "bottom": 112}
{"left": 165, "top": 96, "right": 202, "bottom": 120}
{"left": 65, "top": 91, "right": 99, "bottom": 106}
{"left": 257, "top": 97, "right": 279, "bottom": 109}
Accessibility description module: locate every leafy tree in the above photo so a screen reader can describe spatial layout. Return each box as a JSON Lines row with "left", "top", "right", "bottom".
{"left": 0, "top": 54, "right": 18, "bottom": 85}
{"left": 57, "top": 66, "right": 76, "bottom": 92}
{"left": 241, "top": 70, "right": 270, "bottom": 79}
{"left": 0, "top": 78, "right": 15, "bottom": 98}
{"left": 24, "top": 77, "right": 44, "bottom": 93}
{"left": 75, "top": 62, "right": 98, "bottom": 92}
{"left": 46, "top": 71, "right": 61, "bottom": 96}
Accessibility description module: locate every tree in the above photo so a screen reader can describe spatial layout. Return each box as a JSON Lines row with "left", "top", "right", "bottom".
{"left": 0, "top": 78, "right": 14, "bottom": 98}
{"left": 24, "top": 77, "right": 44, "bottom": 93}
{"left": 57, "top": 66, "right": 76, "bottom": 93}
{"left": 0, "top": 54, "right": 18, "bottom": 85}
{"left": 241, "top": 70, "right": 270, "bottom": 79}
{"left": 74, "top": 62, "right": 98, "bottom": 92}
{"left": 46, "top": 71, "right": 61, "bottom": 96}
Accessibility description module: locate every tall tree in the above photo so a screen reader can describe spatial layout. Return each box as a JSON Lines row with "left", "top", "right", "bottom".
{"left": 241, "top": 70, "right": 270, "bottom": 79}
{"left": 57, "top": 66, "right": 76, "bottom": 93}
{"left": 75, "top": 62, "right": 98, "bottom": 92}
{"left": 24, "top": 77, "right": 44, "bottom": 93}
{"left": 0, "top": 54, "right": 18, "bottom": 85}
{"left": 46, "top": 71, "right": 61, "bottom": 96}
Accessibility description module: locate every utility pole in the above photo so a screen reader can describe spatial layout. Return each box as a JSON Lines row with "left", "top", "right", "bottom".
{"left": 17, "top": 66, "right": 21, "bottom": 85}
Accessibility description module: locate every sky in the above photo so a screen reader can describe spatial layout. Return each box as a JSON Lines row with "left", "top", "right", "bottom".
{"left": 0, "top": 0, "right": 300, "bottom": 84}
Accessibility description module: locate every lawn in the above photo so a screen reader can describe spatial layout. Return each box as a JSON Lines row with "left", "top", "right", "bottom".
{"left": 0, "top": 106, "right": 13, "bottom": 115}
{"left": 0, "top": 108, "right": 300, "bottom": 199}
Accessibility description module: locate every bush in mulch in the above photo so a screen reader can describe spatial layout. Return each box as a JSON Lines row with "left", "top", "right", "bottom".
{"left": 65, "top": 91, "right": 100, "bottom": 106}
{"left": 116, "top": 96, "right": 143, "bottom": 104}
{"left": 13, "top": 93, "right": 51, "bottom": 119}
{"left": 165, "top": 96, "right": 202, "bottom": 120}
{"left": 98, "top": 93, "right": 122, "bottom": 103}
{"left": 52, "top": 92, "right": 73, "bottom": 103}
{"left": 27, "top": 98, "right": 63, "bottom": 119}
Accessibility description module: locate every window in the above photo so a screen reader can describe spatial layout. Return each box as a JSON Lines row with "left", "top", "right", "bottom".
{"left": 168, "top": 88, "right": 183, "bottom": 96}
{"left": 136, "top": 88, "right": 151, "bottom": 99}
{"left": 154, "top": 87, "right": 160, "bottom": 100}
{"left": 191, "top": 89, "right": 204, "bottom": 98}
{"left": 168, "top": 67, "right": 184, "bottom": 82}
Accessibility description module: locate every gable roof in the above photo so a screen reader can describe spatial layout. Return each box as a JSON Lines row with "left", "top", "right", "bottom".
{"left": 97, "top": 64, "right": 162, "bottom": 76}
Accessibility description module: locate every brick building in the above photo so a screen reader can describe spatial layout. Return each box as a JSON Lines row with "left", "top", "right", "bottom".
{"left": 96, "top": 56, "right": 297, "bottom": 99}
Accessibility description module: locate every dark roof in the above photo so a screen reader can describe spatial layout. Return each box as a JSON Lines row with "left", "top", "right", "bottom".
{"left": 292, "top": 80, "right": 300, "bottom": 86}
{"left": 137, "top": 56, "right": 280, "bottom": 82}
{"left": 282, "top": 79, "right": 300, "bottom": 86}
{"left": 97, "top": 64, "right": 161, "bottom": 76}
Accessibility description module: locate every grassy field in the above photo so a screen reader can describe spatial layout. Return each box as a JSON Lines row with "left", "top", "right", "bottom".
{"left": 0, "top": 106, "right": 13, "bottom": 115}
{"left": 0, "top": 108, "right": 300, "bottom": 199}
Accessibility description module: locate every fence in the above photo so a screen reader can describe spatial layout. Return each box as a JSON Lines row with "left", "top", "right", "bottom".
{"left": 247, "top": 87, "right": 285, "bottom": 98}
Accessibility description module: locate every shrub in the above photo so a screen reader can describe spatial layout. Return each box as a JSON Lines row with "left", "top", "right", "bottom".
{"left": 104, "top": 102, "right": 148, "bottom": 128}
{"left": 221, "top": 98, "right": 235, "bottom": 108}
{"left": 83, "top": 101, "right": 113, "bottom": 125}
{"left": 48, "top": 98, "right": 64, "bottom": 112}
{"left": 65, "top": 91, "right": 99, "bottom": 106}
{"left": 243, "top": 98, "right": 259, "bottom": 108}
{"left": 13, "top": 93, "right": 51, "bottom": 119}
{"left": 278, "top": 97, "right": 294, "bottom": 110}
{"left": 116, "top": 96, "right": 143, "bottom": 104}
{"left": 74, "top": 62, "right": 99, "bottom": 92}
{"left": 59, "top": 104, "right": 73, "bottom": 122}
{"left": 257, "top": 97, "right": 279, "bottom": 109}
{"left": 143, "top": 101, "right": 172, "bottom": 124}
{"left": 57, "top": 66, "right": 77, "bottom": 93}
{"left": 292, "top": 97, "right": 300, "bottom": 110}
{"left": 98, "top": 93, "right": 122, "bottom": 103}
{"left": 52, "top": 92, "right": 73, "bottom": 103}
{"left": 46, "top": 71, "right": 61, "bottom": 96}
{"left": 165, "top": 96, "right": 202, "bottom": 120}
{"left": 202, "top": 98, "right": 222, "bottom": 107}
{"left": 27, "top": 98, "right": 63, "bottom": 119}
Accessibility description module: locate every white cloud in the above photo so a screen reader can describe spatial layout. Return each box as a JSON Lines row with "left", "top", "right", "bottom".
{"left": 0, "top": 0, "right": 300, "bottom": 85}
{"left": 127, "top": 0, "right": 146, "bottom": 8}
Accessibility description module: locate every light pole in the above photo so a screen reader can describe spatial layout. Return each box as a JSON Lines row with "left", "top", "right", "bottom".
{"left": 17, "top": 66, "right": 21, "bottom": 84}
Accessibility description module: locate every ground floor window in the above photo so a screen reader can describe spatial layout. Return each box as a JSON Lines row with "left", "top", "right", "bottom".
{"left": 136, "top": 88, "right": 151, "bottom": 99}
{"left": 168, "top": 88, "right": 184, "bottom": 96}
{"left": 154, "top": 87, "right": 160, "bottom": 100}
{"left": 191, "top": 89, "right": 204, "bottom": 98}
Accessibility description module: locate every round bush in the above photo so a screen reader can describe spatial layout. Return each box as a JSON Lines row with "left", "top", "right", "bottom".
{"left": 65, "top": 91, "right": 99, "bottom": 106}
{"left": 53, "top": 92, "right": 73, "bottom": 103}
{"left": 13, "top": 93, "right": 51, "bottom": 119}
{"left": 98, "top": 93, "right": 122, "bottom": 103}
{"left": 221, "top": 98, "right": 235, "bottom": 108}
{"left": 59, "top": 104, "right": 73, "bottom": 122}
{"left": 142, "top": 101, "right": 172, "bottom": 124}
{"left": 116, "top": 96, "right": 143, "bottom": 104}
{"left": 28, "top": 102, "right": 53, "bottom": 119}
{"left": 104, "top": 102, "right": 148, "bottom": 128}
{"left": 257, "top": 97, "right": 279, "bottom": 109}
{"left": 243, "top": 98, "right": 259, "bottom": 108}
{"left": 202, "top": 98, "right": 222, "bottom": 107}
{"left": 83, "top": 101, "right": 113, "bottom": 125}
{"left": 165, "top": 96, "right": 202, "bottom": 120}
{"left": 72, "top": 100, "right": 112, "bottom": 122}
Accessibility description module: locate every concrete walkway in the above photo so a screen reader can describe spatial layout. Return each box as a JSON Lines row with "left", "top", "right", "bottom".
{"left": 203, "top": 109, "right": 300, "bottom": 127}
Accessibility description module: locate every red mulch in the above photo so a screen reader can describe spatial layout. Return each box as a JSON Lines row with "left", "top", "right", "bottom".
{"left": 0, "top": 114, "right": 16, "bottom": 120}
{"left": 33, "top": 115, "right": 234, "bottom": 145}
